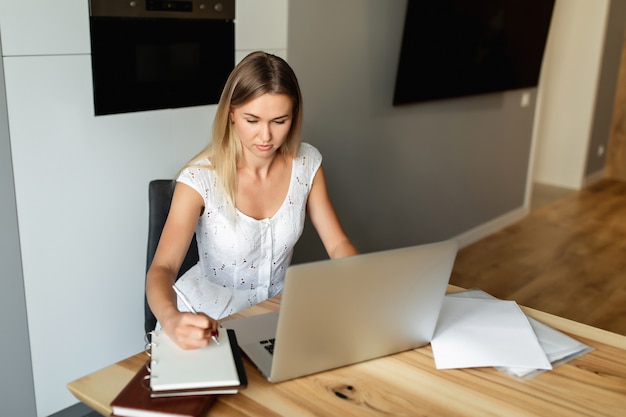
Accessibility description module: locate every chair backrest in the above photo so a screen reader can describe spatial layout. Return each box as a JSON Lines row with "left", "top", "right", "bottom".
{"left": 145, "top": 179, "right": 199, "bottom": 334}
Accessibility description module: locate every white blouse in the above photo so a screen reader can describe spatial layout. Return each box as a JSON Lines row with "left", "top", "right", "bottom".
{"left": 173, "top": 142, "right": 322, "bottom": 320}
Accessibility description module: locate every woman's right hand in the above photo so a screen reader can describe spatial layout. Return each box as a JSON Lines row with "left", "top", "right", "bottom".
{"left": 162, "top": 311, "right": 220, "bottom": 350}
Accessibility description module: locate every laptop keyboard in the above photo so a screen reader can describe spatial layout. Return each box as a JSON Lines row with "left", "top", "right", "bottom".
{"left": 259, "top": 338, "right": 275, "bottom": 355}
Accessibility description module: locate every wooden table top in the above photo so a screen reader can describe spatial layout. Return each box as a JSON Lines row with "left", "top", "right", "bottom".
{"left": 67, "top": 288, "right": 626, "bottom": 416}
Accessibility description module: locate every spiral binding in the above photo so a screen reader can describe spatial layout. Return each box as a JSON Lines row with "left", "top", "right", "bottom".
{"left": 139, "top": 331, "right": 159, "bottom": 391}
{"left": 144, "top": 331, "right": 158, "bottom": 375}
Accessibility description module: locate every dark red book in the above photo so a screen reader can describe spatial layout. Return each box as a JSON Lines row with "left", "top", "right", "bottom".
{"left": 111, "top": 362, "right": 216, "bottom": 417}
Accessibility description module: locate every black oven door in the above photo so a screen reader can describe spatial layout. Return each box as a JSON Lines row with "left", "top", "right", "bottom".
{"left": 89, "top": 1, "right": 235, "bottom": 116}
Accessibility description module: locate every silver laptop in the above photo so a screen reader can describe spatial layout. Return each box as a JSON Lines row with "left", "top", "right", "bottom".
{"left": 221, "top": 239, "right": 458, "bottom": 383}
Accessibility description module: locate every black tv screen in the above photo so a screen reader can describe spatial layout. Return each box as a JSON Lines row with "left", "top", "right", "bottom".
{"left": 393, "top": 0, "right": 555, "bottom": 105}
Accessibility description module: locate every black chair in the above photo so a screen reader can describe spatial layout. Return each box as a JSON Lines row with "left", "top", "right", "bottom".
{"left": 144, "top": 179, "right": 199, "bottom": 334}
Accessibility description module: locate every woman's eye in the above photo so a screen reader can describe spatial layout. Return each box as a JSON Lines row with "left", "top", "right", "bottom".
{"left": 245, "top": 119, "right": 257, "bottom": 124}
{"left": 274, "top": 120, "right": 286, "bottom": 125}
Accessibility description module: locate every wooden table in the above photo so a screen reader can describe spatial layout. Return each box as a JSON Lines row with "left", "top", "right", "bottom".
{"left": 68, "top": 288, "right": 626, "bottom": 416}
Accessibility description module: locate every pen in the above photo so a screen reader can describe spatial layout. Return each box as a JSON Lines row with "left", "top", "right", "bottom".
{"left": 172, "top": 284, "right": 220, "bottom": 345}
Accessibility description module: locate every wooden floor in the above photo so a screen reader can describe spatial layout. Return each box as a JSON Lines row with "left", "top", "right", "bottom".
{"left": 449, "top": 178, "right": 626, "bottom": 336}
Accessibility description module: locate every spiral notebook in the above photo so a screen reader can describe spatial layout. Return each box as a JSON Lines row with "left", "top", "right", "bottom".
{"left": 146, "top": 328, "right": 247, "bottom": 398}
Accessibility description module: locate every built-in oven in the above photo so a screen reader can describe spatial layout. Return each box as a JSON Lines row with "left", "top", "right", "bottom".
{"left": 88, "top": 0, "right": 235, "bottom": 116}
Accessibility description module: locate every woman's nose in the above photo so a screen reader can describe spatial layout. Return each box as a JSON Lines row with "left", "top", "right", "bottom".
{"left": 260, "top": 123, "right": 271, "bottom": 142}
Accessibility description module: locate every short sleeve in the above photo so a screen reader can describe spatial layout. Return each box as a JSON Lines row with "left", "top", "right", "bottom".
{"left": 176, "top": 159, "right": 215, "bottom": 203}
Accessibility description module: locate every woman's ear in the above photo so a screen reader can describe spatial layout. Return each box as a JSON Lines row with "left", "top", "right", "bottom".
{"left": 229, "top": 111, "right": 234, "bottom": 124}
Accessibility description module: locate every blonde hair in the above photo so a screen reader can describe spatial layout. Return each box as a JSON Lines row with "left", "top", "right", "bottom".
{"left": 184, "top": 51, "right": 303, "bottom": 212}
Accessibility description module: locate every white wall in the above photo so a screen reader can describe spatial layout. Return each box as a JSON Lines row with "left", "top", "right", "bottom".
{"left": 533, "top": 0, "right": 610, "bottom": 189}
{"left": 0, "top": 0, "right": 287, "bottom": 415}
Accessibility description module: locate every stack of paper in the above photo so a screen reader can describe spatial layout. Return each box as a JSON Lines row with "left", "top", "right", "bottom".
{"left": 431, "top": 289, "right": 592, "bottom": 379}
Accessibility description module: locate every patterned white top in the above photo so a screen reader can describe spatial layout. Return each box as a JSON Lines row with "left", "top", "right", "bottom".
{"left": 173, "top": 142, "right": 322, "bottom": 320}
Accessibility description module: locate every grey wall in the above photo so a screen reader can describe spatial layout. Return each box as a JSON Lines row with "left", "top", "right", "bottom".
{"left": 585, "top": 0, "right": 626, "bottom": 178}
{"left": 0, "top": 38, "right": 37, "bottom": 417}
{"left": 290, "top": 0, "right": 538, "bottom": 262}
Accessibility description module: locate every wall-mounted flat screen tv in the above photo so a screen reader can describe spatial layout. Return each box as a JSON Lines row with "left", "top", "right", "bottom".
{"left": 393, "top": 0, "right": 555, "bottom": 106}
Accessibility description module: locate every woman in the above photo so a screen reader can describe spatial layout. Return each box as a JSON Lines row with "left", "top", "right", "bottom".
{"left": 146, "top": 51, "right": 358, "bottom": 350}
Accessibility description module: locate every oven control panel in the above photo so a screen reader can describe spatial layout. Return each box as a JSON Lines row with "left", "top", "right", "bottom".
{"left": 89, "top": 0, "right": 235, "bottom": 20}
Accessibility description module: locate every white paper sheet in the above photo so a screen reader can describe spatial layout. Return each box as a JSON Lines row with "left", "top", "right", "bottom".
{"left": 445, "top": 289, "right": 593, "bottom": 378}
{"left": 497, "top": 314, "right": 593, "bottom": 378}
{"left": 431, "top": 297, "right": 552, "bottom": 370}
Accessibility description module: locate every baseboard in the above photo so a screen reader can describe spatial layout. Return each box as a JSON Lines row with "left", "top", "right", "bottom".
{"left": 453, "top": 206, "right": 528, "bottom": 249}
{"left": 583, "top": 169, "right": 606, "bottom": 187}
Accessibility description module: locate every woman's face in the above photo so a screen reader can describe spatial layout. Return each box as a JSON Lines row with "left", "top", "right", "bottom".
{"left": 230, "top": 93, "right": 293, "bottom": 161}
